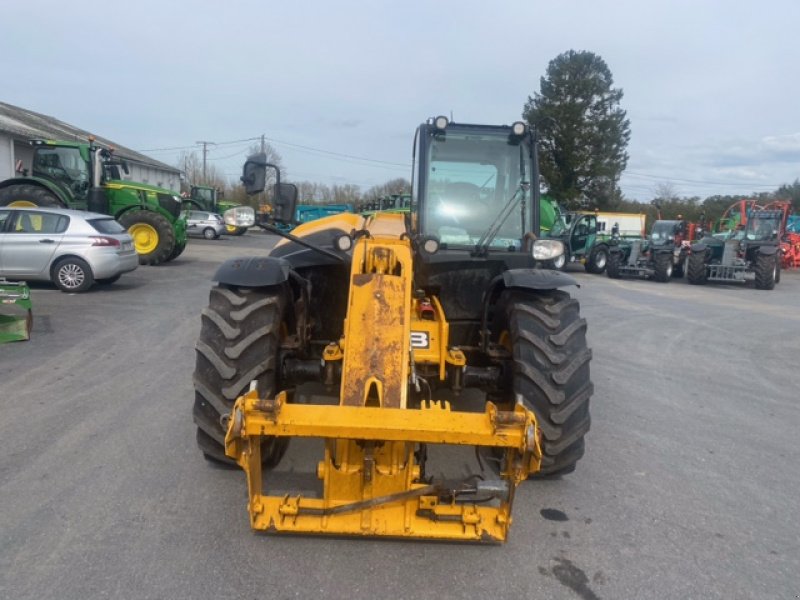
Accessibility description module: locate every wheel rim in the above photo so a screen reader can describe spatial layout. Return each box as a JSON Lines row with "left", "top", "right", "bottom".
{"left": 594, "top": 251, "right": 607, "bottom": 270}
{"left": 226, "top": 224, "right": 237, "bottom": 233}
{"left": 666, "top": 262, "right": 673, "bottom": 277}
{"left": 128, "top": 223, "right": 159, "bottom": 254}
{"left": 58, "top": 263, "right": 85, "bottom": 290}
{"left": 204, "top": 229, "right": 215, "bottom": 239}
{"left": 553, "top": 254, "right": 566, "bottom": 269}
{"left": 8, "top": 200, "right": 38, "bottom": 207}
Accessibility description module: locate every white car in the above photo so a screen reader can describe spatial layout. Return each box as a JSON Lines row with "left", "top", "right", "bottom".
{"left": 0, "top": 207, "right": 139, "bottom": 293}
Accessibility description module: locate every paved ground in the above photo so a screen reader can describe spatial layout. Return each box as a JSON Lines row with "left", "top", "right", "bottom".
{"left": 1, "top": 232, "right": 798, "bottom": 600}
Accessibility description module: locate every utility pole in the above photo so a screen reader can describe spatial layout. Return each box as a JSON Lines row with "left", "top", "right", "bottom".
{"left": 260, "top": 134, "right": 265, "bottom": 153}
{"left": 196, "top": 140, "right": 215, "bottom": 182}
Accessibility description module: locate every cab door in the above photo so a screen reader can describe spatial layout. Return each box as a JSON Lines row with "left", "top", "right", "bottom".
{"left": 570, "top": 215, "right": 597, "bottom": 255}
{"left": 2, "top": 210, "right": 68, "bottom": 277}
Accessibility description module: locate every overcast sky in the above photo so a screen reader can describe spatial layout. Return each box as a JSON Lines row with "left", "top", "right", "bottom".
{"left": 2, "top": 0, "right": 799, "bottom": 201}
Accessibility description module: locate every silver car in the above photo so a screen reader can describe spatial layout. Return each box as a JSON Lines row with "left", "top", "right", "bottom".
{"left": 184, "top": 210, "right": 226, "bottom": 239}
{"left": 0, "top": 207, "right": 138, "bottom": 293}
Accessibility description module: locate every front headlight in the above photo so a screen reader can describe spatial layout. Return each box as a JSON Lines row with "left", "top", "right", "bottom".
{"left": 532, "top": 239, "right": 565, "bottom": 260}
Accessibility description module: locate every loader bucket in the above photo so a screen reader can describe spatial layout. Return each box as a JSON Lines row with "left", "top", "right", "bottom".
{"left": 0, "top": 280, "right": 32, "bottom": 343}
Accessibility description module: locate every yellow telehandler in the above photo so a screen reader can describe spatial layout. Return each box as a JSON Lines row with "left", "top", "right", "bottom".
{"left": 192, "top": 117, "right": 592, "bottom": 542}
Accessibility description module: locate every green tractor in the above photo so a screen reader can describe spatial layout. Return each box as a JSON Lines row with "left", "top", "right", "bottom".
{"left": 0, "top": 139, "right": 187, "bottom": 265}
{"left": 182, "top": 185, "right": 248, "bottom": 236}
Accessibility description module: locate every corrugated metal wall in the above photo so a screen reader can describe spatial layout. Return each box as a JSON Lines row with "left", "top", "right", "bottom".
{"left": 0, "top": 132, "right": 180, "bottom": 192}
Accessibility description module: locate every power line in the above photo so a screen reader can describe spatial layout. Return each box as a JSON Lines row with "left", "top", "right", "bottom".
{"left": 623, "top": 170, "right": 781, "bottom": 188}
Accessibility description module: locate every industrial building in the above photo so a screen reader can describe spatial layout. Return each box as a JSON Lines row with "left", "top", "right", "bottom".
{"left": 0, "top": 101, "right": 181, "bottom": 191}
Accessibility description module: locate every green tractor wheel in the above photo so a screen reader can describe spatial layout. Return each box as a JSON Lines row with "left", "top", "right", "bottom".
{"left": 167, "top": 239, "right": 187, "bottom": 261}
{"left": 653, "top": 253, "right": 673, "bottom": 282}
{"left": 120, "top": 210, "right": 176, "bottom": 266}
{"left": 586, "top": 245, "right": 608, "bottom": 274}
{"left": 0, "top": 184, "right": 63, "bottom": 208}
{"left": 606, "top": 252, "right": 622, "bottom": 279}
{"left": 687, "top": 250, "right": 708, "bottom": 285}
{"left": 754, "top": 253, "right": 777, "bottom": 290}
{"left": 226, "top": 224, "right": 247, "bottom": 236}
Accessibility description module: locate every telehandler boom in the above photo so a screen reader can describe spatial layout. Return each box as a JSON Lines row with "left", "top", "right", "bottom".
{"left": 192, "top": 117, "right": 593, "bottom": 542}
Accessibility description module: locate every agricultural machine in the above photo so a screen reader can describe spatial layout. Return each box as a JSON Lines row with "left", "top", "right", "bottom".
{"left": 544, "top": 212, "right": 612, "bottom": 273}
{"left": 687, "top": 200, "right": 789, "bottom": 290}
{"left": 192, "top": 117, "right": 592, "bottom": 542}
{"left": 182, "top": 185, "right": 249, "bottom": 236}
{"left": 0, "top": 279, "right": 32, "bottom": 343}
{"left": 607, "top": 219, "right": 690, "bottom": 282}
{"left": 0, "top": 139, "right": 187, "bottom": 265}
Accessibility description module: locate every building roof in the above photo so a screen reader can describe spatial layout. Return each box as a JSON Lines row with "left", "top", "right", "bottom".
{"left": 0, "top": 101, "right": 180, "bottom": 174}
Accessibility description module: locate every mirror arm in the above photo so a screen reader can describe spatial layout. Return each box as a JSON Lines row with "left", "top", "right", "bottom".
{"left": 258, "top": 223, "right": 345, "bottom": 263}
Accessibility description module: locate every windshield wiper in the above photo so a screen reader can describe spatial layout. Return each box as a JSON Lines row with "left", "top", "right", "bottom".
{"left": 472, "top": 182, "right": 529, "bottom": 256}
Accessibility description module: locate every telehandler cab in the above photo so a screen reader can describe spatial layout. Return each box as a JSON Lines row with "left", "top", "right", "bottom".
{"left": 192, "top": 117, "right": 593, "bottom": 542}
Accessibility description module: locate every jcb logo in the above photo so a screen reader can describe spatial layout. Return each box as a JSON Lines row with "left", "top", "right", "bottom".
{"left": 410, "top": 331, "right": 429, "bottom": 349}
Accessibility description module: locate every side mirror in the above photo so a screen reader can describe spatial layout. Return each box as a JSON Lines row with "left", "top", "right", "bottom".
{"left": 224, "top": 206, "right": 255, "bottom": 228}
{"left": 121, "top": 160, "right": 130, "bottom": 175}
{"left": 241, "top": 153, "right": 267, "bottom": 195}
{"left": 272, "top": 183, "right": 298, "bottom": 224}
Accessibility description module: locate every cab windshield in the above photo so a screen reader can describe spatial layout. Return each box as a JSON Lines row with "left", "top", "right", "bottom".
{"left": 32, "top": 146, "right": 89, "bottom": 189}
{"left": 650, "top": 221, "right": 677, "bottom": 242}
{"left": 745, "top": 214, "right": 780, "bottom": 241}
{"left": 193, "top": 187, "right": 216, "bottom": 204}
{"left": 423, "top": 131, "right": 532, "bottom": 249}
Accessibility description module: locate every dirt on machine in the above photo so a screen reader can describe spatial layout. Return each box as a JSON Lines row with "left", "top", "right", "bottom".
{"left": 191, "top": 117, "right": 593, "bottom": 543}
{"left": 0, "top": 138, "right": 187, "bottom": 265}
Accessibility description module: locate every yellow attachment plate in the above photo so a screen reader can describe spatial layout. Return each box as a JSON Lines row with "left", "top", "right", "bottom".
{"left": 225, "top": 391, "right": 541, "bottom": 542}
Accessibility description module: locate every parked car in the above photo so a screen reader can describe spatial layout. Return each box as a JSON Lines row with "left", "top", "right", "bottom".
{"left": 0, "top": 207, "right": 138, "bottom": 293}
{"left": 184, "top": 210, "right": 226, "bottom": 239}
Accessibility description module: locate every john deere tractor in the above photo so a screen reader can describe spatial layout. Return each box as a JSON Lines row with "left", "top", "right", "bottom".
{"left": 687, "top": 207, "right": 784, "bottom": 290}
{"left": 182, "top": 185, "right": 248, "bottom": 236}
{"left": 0, "top": 139, "right": 187, "bottom": 264}
{"left": 192, "top": 117, "right": 593, "bottom": 543}
{"left": 607, "top": 219, "right": 689, "bottom": 282}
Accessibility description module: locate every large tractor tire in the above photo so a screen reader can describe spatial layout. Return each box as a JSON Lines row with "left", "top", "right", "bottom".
{"left": 227, "top": 225, "right": 247, "bottom": 236}
{"left": 585, "top": 245, "right": 608, "bottom": 274}
{"left": 192, "top": 284, "right": 290, "bottom": 467}
{"left": 119, "top": 210, "right": 176, "bottom": 266}
{"left": 0, "top": 184, "right": 64, "bottom": 208}
{"left": 501, "top": 289, "right": 593, "bottom": 477}
{"left": 687, "top": 251, "right": 708, "bottom": 285}
{"left": 754, "top": 253, "right": 777, "bottom": 290}
{"left": 653, "top": 253, "right": 673, "bottom": 282}
{"left": 606, "top": 252, "right": 622, "bottom": 279}
{"left": 167, "top": 239, "right": 186, "bottom": 261}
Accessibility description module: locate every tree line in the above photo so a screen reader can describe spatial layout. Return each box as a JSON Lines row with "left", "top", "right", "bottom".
{"left": 176, "top": 49, "right": 796, "bottom": 223}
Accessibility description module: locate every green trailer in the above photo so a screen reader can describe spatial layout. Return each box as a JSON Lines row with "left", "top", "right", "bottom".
{"left": 0, "top": 139, "right": 187, "bottom": 265}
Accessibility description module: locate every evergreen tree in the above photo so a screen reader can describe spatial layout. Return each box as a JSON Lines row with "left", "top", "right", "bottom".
{"left": 524, "top": 50, "right": 630, "bottom": 209}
